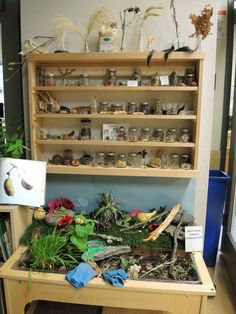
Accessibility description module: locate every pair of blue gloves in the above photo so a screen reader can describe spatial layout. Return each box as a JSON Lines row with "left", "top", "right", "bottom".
{"left": 66, "top": 262, "right": 129, "bottom": 289}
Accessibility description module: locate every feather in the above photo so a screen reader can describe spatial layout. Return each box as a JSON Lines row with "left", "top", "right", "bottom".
{"left": 147, "top": 49, "right": 157, "bottom": 67}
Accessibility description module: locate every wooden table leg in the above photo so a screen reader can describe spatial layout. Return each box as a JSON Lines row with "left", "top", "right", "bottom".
{"left": 4, "top": 279, "right": 29, "bottom": 314}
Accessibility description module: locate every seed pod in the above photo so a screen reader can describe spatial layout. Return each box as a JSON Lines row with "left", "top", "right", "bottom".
{"left": 4, "top": 178, "right": 15, "bottom": 196}
{"left": 21, "top": 178, "right": 33, "bottom": 190}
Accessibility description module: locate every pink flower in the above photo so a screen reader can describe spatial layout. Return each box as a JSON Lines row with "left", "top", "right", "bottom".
{"left": 48, "top": 198, "right": 61, "bottom": 213}
{"left": 129, "top": 209, "right": 142, "bottom": 217}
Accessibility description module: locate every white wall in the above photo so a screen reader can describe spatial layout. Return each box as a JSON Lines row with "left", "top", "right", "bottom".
{"left": 20, "top": 0, "right": 217, "bottom": 228}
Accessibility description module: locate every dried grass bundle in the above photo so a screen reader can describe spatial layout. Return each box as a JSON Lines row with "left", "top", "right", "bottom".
{"left": 52, "top": 15, "right": 85, "bottom": 47}
{"left": 86, "top": 7, "right": 111, "bottom": 38}
{"left": 141, "top": 6, "right": 163, "bottom": 26}
{"left": 189, "top": 5, "right": 213, "bottom": 39}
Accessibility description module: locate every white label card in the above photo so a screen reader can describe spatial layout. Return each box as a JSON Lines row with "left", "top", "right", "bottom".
{"left": 185, "top": 226, "right": 203, "bottom": 252}
{"left": 160, "top": 75, "right": 169, "bottom": 86}
{"left": 127, "top": 80, "right": 138, "bottom": 87}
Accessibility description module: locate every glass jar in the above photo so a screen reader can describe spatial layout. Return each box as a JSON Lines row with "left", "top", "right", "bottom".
{"left": 179, "top": 128, "right": 190, "bottom": 143}
{"left": 152, "top": 128, "right": 164, "bottom": 142}
{"left": 166, "top": 128, "right": 178, "bottom": 143}
{"left": 95, "top": 152, "right": 105, "bottom": 166}
{"left": 111, "top": 104, "right": 123, "bottom": 113}
{"left": 79, "top": 72, "right": 89, "bottom": 86}
{"left": 104, "top": 68, "right": 117, "bottom": 86}
{"left": 169, "top": 154, "right": 180, "bottom": 169}
{"left": 127, "top": 153, "right": 139, "bottom": 167}
{"left": 45, "top": 72, "right": 55, "bottom": 86}
{"left": 180, "top": 154, "right": 192, "bottom": 170}
{"left": 140, "top": 128, "right": 152, "bottom": 142}
{"left": 116, "top": 126, "right": 126, "bottom": 141}
{"left": 99, "top": 101, "right": 110, "bottom": 113}
{"left": 105, "top": 152, "right": 116, "bottom": 167}
{"left": 140, "top": 102, "right": 150, "bottom": 114}
{"left": 128, "top": 127, "right": 139, "bottom": 142}
{"left": 116, "top": 153, "right": 127, "bottom": 168}
{"left": 80, "top": 119, "right": 91, "bottom": 140}
{"left": 126, "top": 102, "right": 137, "bottom": 114}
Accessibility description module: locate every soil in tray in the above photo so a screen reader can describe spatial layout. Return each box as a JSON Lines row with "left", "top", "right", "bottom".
{"left": 15, "top": 249, "right": 200, "bottom": 283}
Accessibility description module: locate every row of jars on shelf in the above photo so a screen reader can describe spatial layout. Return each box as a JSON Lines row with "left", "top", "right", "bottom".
{"left": 96, "top": 100, "right": 187, "bottom": 115}
{"left": 41, "top": 67, "right": 197, "bottom": 87}
{"left": 80, "top": 120, "right": 191, "bottom": 143}
{"left": 95, "top": 152, "right": 192, "bottom": 169}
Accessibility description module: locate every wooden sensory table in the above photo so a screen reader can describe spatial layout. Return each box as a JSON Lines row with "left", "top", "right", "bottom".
{"left": 0, "top": 246, "right": 215, "bottom": 314}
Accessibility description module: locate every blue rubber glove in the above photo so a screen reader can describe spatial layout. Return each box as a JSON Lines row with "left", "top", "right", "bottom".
{"left": 102, "top": 269, "right": 129, "bottom": 287}
{"left": 66, "top": 262, "right": 98, "bottom": 289}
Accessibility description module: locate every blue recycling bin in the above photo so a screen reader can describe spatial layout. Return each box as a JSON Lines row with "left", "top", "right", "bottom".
{"left": 203, "top": 170, "right": 231, "bottom": 267}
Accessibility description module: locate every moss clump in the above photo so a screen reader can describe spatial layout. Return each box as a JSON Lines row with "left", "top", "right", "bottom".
{"left": 94, "top": 224, "right": 174, "bottom": 250}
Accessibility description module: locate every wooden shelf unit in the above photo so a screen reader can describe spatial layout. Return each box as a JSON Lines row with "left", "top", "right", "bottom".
{"left": 0, "top": 205, "right": 33, "bottom": 252}
{"left": 27, "top": 52, "right": 204, "bottom": 177}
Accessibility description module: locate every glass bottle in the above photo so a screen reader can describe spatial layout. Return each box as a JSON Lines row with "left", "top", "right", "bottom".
{"left": 127, "top": 153, "right": 139, "bottom": 167}
{"left": 166, "top": 128, "right": 178, "bottom": 142}
{"left": 104, "top": 68, "right": 117, "bottom": 86}
{"left": 128, "top": 127, "right": 139, "bottom": 142}
{"left": 90, "top": 96, "right": 98, "bottom": 114}
{"left": 116, "top": 153, "right": 127, "bottom": 168}
{"left": 152, "top": 128, "right": 164, "bottom": 142}
{"left": 95, "top": 152, "right": 105, "bottom": 166}
{"left": 180, "top": 154, "right": 192, "bottom": 170}
{"left": 179, "top": 128, "right": 190, "bottom": 143}
{"left": 79, "top": 119, "right": 91, "bottom": 140}
{"left": 169, "top": 154, "right": 180, "bottom": 169}
{"left": 105, "top": 152, "right": 116, "bottom": 167}
{"left": 140, "top": 102, "right": 150, "bottom": 114}
{"left": 140, "top": 128, "right": 152, "bottom": 142}
{"left": 126, "top": 102, "right": 137, "bottom": 114}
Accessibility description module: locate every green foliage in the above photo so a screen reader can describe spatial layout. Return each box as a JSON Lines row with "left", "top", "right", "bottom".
{"left": 120, "top": 256, "right": 138, "bottom": 270}
{"left": 0, "top": 122, "right": 29, "bottom": 158}
{"left": 92, "top": 192, "right": 124, "bottom": 222}
{"left": 20, "top": 220, "right": 54, "bottom": 246}
{"left": 28, "top": 228, "right": 77, "bottom": 271}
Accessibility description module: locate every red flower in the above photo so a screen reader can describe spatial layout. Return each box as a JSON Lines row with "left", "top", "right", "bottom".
{"left": 61, "top": 198, "right": 75, "bottom": 209}
{"left": 148, "top": 223, "right": 160, "bottom": 232}
{"left": 57, "top": 215, "right": 73, "bottom": 227}
{"left": 130, "top": 209, "right": 142, "bottom": 217}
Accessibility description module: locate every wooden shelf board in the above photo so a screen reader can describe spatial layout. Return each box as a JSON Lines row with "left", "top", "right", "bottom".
{"left": 34, "top": 86, "right": 198, "bottom": 92}
{"left": 36, "top": 140, "right": 195, "bottom": 148}
{"left": 27, "top": 52, "right": 205, "bottom": 63}
{"left": 46, "top": 165, "right": 199, "bottom": 177}
{"left": 35, "top": 113, "right": 197, "bottom": 120}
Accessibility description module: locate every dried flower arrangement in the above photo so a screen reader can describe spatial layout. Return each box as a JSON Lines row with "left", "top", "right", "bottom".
{"left": 189, "top": 5, "right": 213, "bottom": 40}
{"left": 136, "top": 6, "right": 163, "bottom": 51}
{"left": 53, "top": 7, "right": 112, "bottom": 52}
{"left": 120, "top": 6, "right": 141, "bottom": 51}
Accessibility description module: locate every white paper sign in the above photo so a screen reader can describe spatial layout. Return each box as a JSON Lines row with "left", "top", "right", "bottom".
{"left": 185, "top": 226, "right": 203, "bottom": 252}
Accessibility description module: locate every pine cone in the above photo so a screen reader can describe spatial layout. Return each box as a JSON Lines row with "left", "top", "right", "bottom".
{"left": 80, "top": 153, "right": 94, "bottom": 165}
{"left": 95, "top": 218, "right": 112, "bottom": 232}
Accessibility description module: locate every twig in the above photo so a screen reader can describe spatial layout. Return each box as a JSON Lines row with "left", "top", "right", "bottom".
{"left": 139, "top": 259, "right": 175, "bottom": 279}
{"left": 169, "top": 212, "right": 185, "bottom": 278}
{"left": 170, "top": 0, "right": 180, "bottom": 47}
